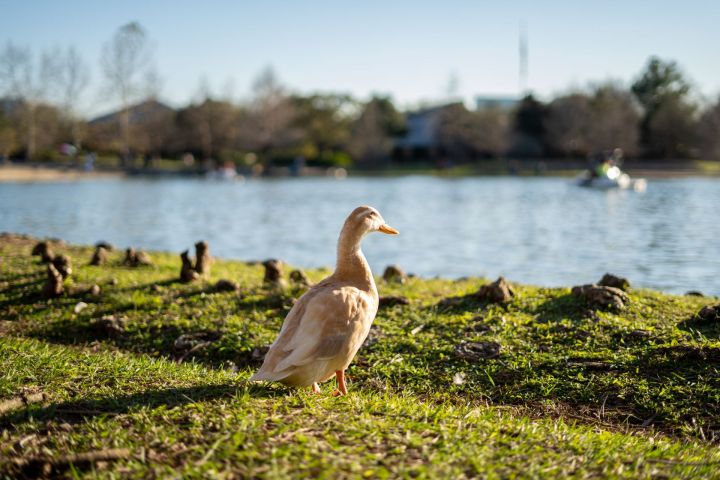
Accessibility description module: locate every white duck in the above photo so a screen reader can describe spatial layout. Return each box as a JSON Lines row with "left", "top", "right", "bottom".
{"left": 250, "top": 205, "right": 398, "bottom": 395}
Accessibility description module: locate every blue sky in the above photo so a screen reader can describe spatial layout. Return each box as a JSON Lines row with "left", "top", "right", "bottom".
{"left": 3, "top": 0, "right": 719, "bottom": 115}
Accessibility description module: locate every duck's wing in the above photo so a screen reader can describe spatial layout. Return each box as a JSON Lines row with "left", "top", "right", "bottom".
{"left": 251, "top": 284, "right": 372, "bottom": 381}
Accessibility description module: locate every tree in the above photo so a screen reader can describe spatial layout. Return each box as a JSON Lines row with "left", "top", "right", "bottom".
{"left": 292, "top": 93, "right": 354, "bottom": 163}
{"left": 631, "top": 57, "right": 695, "bottom": 157}
{"left": 101, "top": 22, "right": 152, "bottom": 164}
{"left": 0, "top": 110, "right": 18, "bottom": 159}
{"left": 242, "top": 67, "right": 299, "bottom": 162}
{"left": 58, "top": 46, "right": 90, "bottom": 151}
{"left": 586, "top": 84, "right": 640, "bottom": 156}
{"left": 438, "top": 103, "right": 510, "bottom": 160}
{"left": 632, "top": 57, "right": 690, "bottom": 117}
{"left": 509, "top": 95, "right": 547, "bottom": 157}
{"left": 176, "top": 98, "right": 240, "bottom": 161}
{"left": 348, "top": 96, "right": 406, "bottom": 167}
{"left": 698, "top": 98, "right": 720, "bottom": 160}
{"left": 545, "top": 93, "right": 592, "bottom": 156}
{"left": 647, "top": 96, "right": 697, "bottom": 158}
{"left": 348, "top": 100, "right": 387, "bottom": 167}
{"left": 0, "top": 43, "right": 62, "bottom": 159}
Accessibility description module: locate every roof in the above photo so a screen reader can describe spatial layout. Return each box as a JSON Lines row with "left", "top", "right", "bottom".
{"left": 89, "top": 100, "right": 175, "bottom": 126}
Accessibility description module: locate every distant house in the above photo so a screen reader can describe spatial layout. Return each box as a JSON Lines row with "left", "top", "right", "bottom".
{"left": 392, "top": 103, "right": 461, "bottom": 161}
{"left": 0, "top": 97, "right": 23, "bottom": 116}
{"left": 88, "top": 99, "right": 175, "bottom": 127}
{"left": 475, "top": 95, "right": 518, "bottom": 111}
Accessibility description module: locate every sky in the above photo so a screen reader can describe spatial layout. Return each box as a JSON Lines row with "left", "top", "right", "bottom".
{"left": 3, "top": 0, "right": 720, "bottom": 116}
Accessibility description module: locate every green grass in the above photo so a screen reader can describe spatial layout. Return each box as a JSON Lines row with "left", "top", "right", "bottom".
{"left": 1, "top": 235, "right": 719, "bottom": 478}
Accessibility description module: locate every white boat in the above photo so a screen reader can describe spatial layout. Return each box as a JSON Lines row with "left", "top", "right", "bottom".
{"left": 576, "top": 166, "right": 647, "bottom": 192}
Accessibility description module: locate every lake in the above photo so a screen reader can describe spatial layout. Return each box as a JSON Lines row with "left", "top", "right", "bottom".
{"left": 1, "top": 176, "right": 719, "bottom": 296}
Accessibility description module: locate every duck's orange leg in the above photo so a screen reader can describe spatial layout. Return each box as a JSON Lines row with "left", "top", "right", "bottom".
{"left": 331, "top": 370, "right": 347, "bottom": 396}
{"left": 311, "top": 382, "right": 321, "bottom": 394}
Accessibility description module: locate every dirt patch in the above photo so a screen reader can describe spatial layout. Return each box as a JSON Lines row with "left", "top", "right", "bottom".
{"left": 379, "top": 295, "right": 410, "bottom": 308}
{"left": 454, "top": 341, "right": 501, "bottom": 360}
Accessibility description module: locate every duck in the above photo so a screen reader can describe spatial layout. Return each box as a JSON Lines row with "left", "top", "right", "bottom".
{"left": 250, "top": 205, "right": 399, "bottom": 395}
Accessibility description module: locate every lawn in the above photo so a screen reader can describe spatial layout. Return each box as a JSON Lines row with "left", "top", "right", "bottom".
{"left": 1, "top": 234, "right": 719, "bottom": 478}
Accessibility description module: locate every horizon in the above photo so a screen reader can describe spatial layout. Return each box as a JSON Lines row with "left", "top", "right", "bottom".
{"left": 3, "top": 0, "right": 720, "bottom": 116}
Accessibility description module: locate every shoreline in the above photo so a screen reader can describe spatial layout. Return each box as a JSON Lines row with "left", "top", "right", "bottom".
{"left": 0, "top": 165, "right": 123, "bottom": 182}
{"left": 1, "top": 160, "right": 719, "bottom": 182}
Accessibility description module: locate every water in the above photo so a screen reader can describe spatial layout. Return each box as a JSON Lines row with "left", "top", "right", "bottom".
{"left": 1, "top": 176, "right": 719, "bottom": 296}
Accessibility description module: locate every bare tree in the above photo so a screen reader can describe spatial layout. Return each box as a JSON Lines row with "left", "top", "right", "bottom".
{"left": 544, "top": 85, "right": 640, "bottom": 157}
{"left": 244, "top": 66, "right": 299, "bottom": 160}
{"left": 0, "top": 112, "right": 18, "bottom": 159}
{"left": 348, "top": 99, "right": 390, "bottom": 167}
{"left": 58, "top": 46, "right": 89, "bottom": 151}
{"left": 545, "top": 93, "right": 592, "bottom": 156}
{"left": 101, "top": 22, "right": 152, "bottom": 163}
{"left": 438, "top": 103, "right": 510, "bottom": 159}
{"left": 174, "top": 79, "right": 240, "bottom": 162}
{"left": 0, "top": 43, "right": 61, "bottom": 159}
{"left": 586, "top": 84, "right": 641, "bottom": 156}
{"left": 647, "top": 96, "right": 697, "bottom": 158}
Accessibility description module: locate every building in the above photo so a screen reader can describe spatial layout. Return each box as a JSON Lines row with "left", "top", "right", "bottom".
{"left": 475, "top": 95, "right": 519, "bottom": 111}
{"left": 392, "top": 103, "right": 461, "bottom": 161}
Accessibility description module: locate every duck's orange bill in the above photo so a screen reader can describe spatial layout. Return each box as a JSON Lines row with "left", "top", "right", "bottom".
{"left": 378, "top": 224, "right": 399, "bottom": 235}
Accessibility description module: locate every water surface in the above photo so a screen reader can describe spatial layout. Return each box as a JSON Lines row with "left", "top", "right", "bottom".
{"left": 1, "top": 176, "right": 718, "bottom": 296}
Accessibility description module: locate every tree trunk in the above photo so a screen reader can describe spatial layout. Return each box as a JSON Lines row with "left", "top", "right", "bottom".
{"left": 26, "top": 104, "right": 36, "bottom": 160}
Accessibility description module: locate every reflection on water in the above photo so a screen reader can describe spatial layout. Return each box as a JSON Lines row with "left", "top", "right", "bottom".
{"left": 1, "top": 176, "right": 719, "bottom": 296}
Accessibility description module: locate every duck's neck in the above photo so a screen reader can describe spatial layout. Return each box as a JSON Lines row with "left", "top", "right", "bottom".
{"left": 334, "top": 229, "right": 374, "bottom": 289}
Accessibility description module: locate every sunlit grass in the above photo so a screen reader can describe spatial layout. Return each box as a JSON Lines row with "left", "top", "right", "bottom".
{"left": 1, "top": 235, "right": 719, "bottom": 477}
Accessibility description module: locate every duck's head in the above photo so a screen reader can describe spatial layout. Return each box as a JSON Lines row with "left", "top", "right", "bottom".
{"left": 344, "top": 205, "right": 399, "bottom": 238}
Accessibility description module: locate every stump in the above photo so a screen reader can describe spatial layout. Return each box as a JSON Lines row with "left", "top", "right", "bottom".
{"left": 695, "top": 304, "right": 719, "bottom": 323}
{"left": 124, "top": 248, "right": 153, "bottom": 267}
{"left": 95, "top": 241, "right": 114, "bottom": 251}
{"left": 42, "top": 263, "right": 64, "bottom": 298}
{"left": 194, "top": 241, "right": 211, "bottom": 275}
{"left": 90, "top": 246, "right": 109, "bottom": 266}
{"left": 476, "top": 276, "right": 515, "bottom": 303}
{"left": 90, "top": 315, "right": 125, "bottom": 338}
{"left": 572, "top": 284, "right": 629, "bottom": 310}
{"left": 598, "top": 273, "right": 630, "bottom": 291}
{"left": 31, "top": 241, "right": 54, "bottom": 263}
{"left": 51, "top": 254, "right": 72, "bottom": 279}
{"left": 180, "top": 250, "right": 199, "bottom": 282}
{"left": 214, "top": 279, "right": 239, "bottom": 292}
{"left": 382, "top": 265, "right": 407, "bottom": 284}
{"left": 263, "top": 259, "right": 286, "bottom": 287}
{"left": 135, "top": 250, "right": 153, "bottom": 266}
{"left": 289, "top": 269, "right": 311, "bottom": 286}
{"left": 123, "top": 248, "right": 137, "bottom": 266}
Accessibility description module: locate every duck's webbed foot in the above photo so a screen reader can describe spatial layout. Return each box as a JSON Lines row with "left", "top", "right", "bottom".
{"left": 331, "top": 370, "right": 347, "bottom": 396}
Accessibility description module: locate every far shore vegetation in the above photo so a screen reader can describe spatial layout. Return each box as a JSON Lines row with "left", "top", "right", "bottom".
{"left": 2, "top": 22, "right": 720, "bottom": 177}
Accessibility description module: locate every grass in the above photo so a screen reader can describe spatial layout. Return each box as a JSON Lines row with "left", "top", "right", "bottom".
{"left": 1, "top": 234, "right": 719, "bottom": 478}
